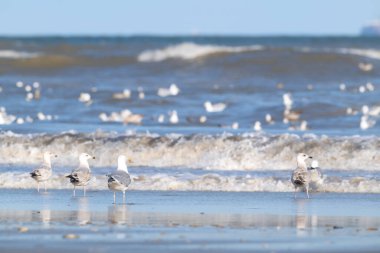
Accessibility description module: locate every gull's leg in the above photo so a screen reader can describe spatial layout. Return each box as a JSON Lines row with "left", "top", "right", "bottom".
{"left": 113, "top": 192, "right": 116, "bottom": 204}
{"left": 306, "top": 185, "right": 310, "bottom": 199}
{"left": 294, "top": 187, "right": 297, "bottom": 199}
{"left": 83, "top": 186, "right": 86, "bottom": 196}
{"left": 73, "top": 186, "right": 76, "bottom": 197}
{"left": 37, "top": 182, "right": 40, "bottom": 193}
{"left": 44, "top": 182, "right": 47, "bottom": 192}
{"left": 123, "top": 191, "right": 126, "bottom": 204}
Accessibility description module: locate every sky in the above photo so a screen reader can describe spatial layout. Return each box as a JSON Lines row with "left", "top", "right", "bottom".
{"left": 0, "top": 0, "right": 378, "bottom": 36}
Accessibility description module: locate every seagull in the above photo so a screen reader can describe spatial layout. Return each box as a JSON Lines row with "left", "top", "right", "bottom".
{"left": 204, "top": 101, "right": 227, "bottom": 113}
{"left": 78, "top": 92, "right": 92, "bottom": 104}
{"left": 282, "top": 93, "right": 293, "bottom": 109}
{"left": 199, "top": 115, "right": 207, "bottom": 123}
{"left": 253, "top": 121, "right": 262, "bottom": 131}
{"left": 157, "top": 84, "right": 180, "bottom": 97}
{"left": 16, "top": 81, "right": 24, "bottom": 88}
{"left": 107, "top": 155, "right": 132, "bottom": 204}
{"left": 308, "top": 160, "right": 323, "bottom": 190}
{"left": 137, "top": 87, "right": 145, "bottom": 100}
{"left": 360, "top": 115, "right": 376, "bottom": 130}
{"left": 120, "top": 109, "right": 143, "bottom": 125}
{"left": 169, "top": 110, "right": 179, "bottom": 124}
{"left": 291, "top": 153, "right": 313, "bottom": 199}
{"left": 265, "top": 113, "right": 274, "bottom": 124}
{"left": 98, "top": 109, "right": 143, "bottom": 125}
{"left": 358, "top": 62, "right": 373, "bottom": 72}
{"left": 366, "top": 82, "right": 375, "bottom": 92}
{"left": 0, "top": 107, "right": 16, "bottom": 125}
{"left": 30, "top": 152, "right": 57, "bottom": 192}
{"left": 231, "top": 122, "right": 239, "bottom": 129}
{"left": 283, "top": 109, "right": 301, "bottom": 123}
{"left": 157, "top": 114, "right": 165, "bottom": 123}
{"left": 112, "top": 89, "right": 131, "bottom": 100}
{"left": 299, "top": 120, "right": 308, "bottom": 131}
{"left": 66, "top": 153, "right": 95, "bottom": 197}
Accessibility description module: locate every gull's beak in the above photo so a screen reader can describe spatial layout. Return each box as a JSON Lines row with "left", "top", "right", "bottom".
{"left": 93, "top": 156, "right": 96, "bottom": 159}
{"left": 128, "top": 158, "right": 133, "bottom": 163}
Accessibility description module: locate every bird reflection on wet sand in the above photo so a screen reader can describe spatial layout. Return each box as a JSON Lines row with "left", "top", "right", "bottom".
{"left": 108, "top": 205, "right": 129, "bottom": 225}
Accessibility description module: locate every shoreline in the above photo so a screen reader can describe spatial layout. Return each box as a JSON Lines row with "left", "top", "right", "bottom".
{"left": 0, "top": 190, "right": 379, "bottom": 252}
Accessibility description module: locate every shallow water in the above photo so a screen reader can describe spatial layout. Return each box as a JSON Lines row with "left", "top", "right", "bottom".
{"left": 0, "top": 191, "right": 380, "bottom": 252}
{"left": 1, "top": 164, "right": 380, "bottom": 193}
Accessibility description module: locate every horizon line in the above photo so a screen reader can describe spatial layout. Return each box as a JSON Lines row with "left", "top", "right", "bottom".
{"left": 0, "top": 33, "right": 368, "bottom": 38}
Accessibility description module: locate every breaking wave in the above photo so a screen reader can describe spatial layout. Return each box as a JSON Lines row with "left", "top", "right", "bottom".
{"left": 0, "top": 50, "right": 40, "bottom": 59}
{"left": 137, "top": 42, "right": 380, "bottom": 63}
{"left": 0, "top": 131, "right": 379, "bottom": 171}
{"left": 299, "top": 47, "right": 380, "bottom": 60}
{"left": 137, "top": 42, "right": 264, "bottom": 62}
{"left": 337, "top": 48, "right": 380, "bottom": 60}
{"left": 1, "top": 131, "right": 379, "bottom": 192}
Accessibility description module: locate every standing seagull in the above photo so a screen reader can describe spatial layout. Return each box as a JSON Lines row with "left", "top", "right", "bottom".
{"left": 107, "top": 155, "right": 132, "bottom": 204}
{"left": 308, "top": 160, "right": 324, "bottom": 190}
{"left": 66, "top": 153, "right": 95, "bottom": 196}
{"left": 30, "top": 152, "right": 57, "bottom": 192}
{"left": 291, "top": 153, "right": 313, "bottom": 199}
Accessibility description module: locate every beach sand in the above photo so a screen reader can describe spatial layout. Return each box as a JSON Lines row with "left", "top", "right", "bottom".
{"left": 0, "top": 190, "right": 379, "bottom": 252}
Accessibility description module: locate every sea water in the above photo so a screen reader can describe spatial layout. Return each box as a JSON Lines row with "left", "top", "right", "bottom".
{"left": 0, "top": 36, "right": 379, "bottom": 192}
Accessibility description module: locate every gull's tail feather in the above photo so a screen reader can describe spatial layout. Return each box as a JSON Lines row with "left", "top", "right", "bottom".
{"left": 66, "top": 174, "right": 80, "bottom": 183}
{"left": 293, "top": 179, "right": 304, "bottom": 186}
{"left": 30, "top": 172, "right": 38, "bottom": 177}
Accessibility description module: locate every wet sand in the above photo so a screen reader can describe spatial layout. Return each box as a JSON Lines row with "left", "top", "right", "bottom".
{"left": 0, "top": 190, "right": 379, "bottom": 252}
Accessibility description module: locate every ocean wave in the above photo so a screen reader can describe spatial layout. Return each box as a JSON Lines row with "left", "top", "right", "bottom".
{"left": 137, "top": 42, "right": 264, "bottom": 62}
{"left": 0, "top": 131, "right": 379, "bottom": 171}
{"left": 1, "top": 171, "right": 379, "bottom": 193}
{"left": 0, "top": 50, "right": 40, "bottom": 59}
{"left": 337, "top": 48, "right": 380, "bottom": 60}
{"left": 299, "top": 47, "right": 380, "bottom": 60}
{"left": 137, "top": 43, "right": 380, "bottom": 67}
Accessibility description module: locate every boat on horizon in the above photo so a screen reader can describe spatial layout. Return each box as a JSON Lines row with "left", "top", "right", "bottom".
{"left": 361, "top": 20, "right": 380, "bottom": 36}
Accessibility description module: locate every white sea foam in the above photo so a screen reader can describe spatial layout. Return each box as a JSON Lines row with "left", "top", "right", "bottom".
{"left": 1, "top": 171, "right": 379, "bottom": 193}
{"left": 137, "top": 42, "right": 264, "bottom": 62}
{"left": 0, "top": 132, "right": 379, "bottom": 171}
{"left": 337, "top": 48, "right": 380, "bottom": 60}
{"left": 0, "top": 50, "right": 40, "bottom": 59}
{"left": 298, "top": 47, "right": 380, "bottom": 60}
